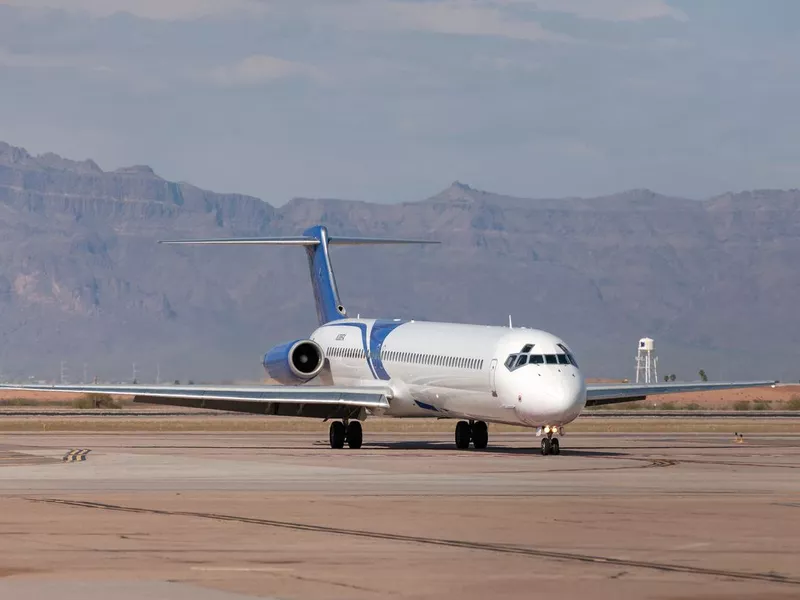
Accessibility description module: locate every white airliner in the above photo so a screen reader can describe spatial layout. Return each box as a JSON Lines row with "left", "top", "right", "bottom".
{"left": 1, "top": 226, "right": 773, "bottom": 454}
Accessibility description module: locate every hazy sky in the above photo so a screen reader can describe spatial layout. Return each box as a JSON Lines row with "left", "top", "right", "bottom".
{"left": 1, "top": 1, "right": 798, "bottom": 204}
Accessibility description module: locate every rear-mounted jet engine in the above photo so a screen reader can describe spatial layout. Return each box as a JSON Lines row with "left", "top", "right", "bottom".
{"left": 263, "top": 339, "right": 325, "bottom": 384}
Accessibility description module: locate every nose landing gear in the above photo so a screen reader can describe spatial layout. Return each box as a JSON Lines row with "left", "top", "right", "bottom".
{"left": 454, "top": 420, "right": 489, "bottom": 450}
{"left": 329, "top": 420, "right": 363, "bottom": 449}
{"left": 538, "top": 426, "right": 562, "bottom": 456}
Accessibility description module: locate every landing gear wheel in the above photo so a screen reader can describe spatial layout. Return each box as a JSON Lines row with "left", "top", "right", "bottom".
{"left": 551, "top": 437, "right": 560, "bottom": 455}
{"left": 455, "top": 420, "right": 471, "bottom": 450}
{"left": 329, "top": 421, "right": 345, "bottom": 449}
{"left": 540, "top": 437, "right": 552, "bottom": 456}
{"left": 472, "top": 421, "right": 488, "bottom": 450}
{"left": 346, "top": 421, "right": 363, "bottom": 449}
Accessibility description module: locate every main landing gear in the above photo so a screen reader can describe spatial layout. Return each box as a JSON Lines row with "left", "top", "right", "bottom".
{"left": 329, "top": 420, "right": 363, "bottom": 449}
{"left": 538, "top": 426, "right": 561, "bottom": 456}
{"left": 455, "top": 420, "right": 488, "bottom": 450}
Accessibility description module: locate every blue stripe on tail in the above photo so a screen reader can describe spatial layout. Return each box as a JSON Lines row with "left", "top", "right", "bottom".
{"left": 303, "top": 225, "right": 347, "bottom": 325}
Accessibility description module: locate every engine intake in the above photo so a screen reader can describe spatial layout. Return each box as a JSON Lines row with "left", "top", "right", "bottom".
{"left": 263, "top": 339, "right": 325, "bottom": 385}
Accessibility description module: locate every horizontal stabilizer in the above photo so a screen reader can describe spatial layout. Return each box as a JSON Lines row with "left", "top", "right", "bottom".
{"left": 328, "top": 236, "right": 439, "bottom": 245}
{"left": 159, "top": 236, "right": 319, "bottom": 246}
{"left": 159, "top": 236, "right": 438, "bottom": 246}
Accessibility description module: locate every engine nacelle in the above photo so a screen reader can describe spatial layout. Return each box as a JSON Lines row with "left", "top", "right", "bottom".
{"left": 263, "top": 339, "right": 325, "bottom": 385}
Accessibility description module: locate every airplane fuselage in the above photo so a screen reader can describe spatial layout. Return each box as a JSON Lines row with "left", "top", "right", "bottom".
{"left": 309, "top": 318, "right": 587, "bottom": 428}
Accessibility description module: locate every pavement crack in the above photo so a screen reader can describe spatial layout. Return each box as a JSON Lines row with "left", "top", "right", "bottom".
{"left": 26, "top": 497, "right": 800, "bottom": 587}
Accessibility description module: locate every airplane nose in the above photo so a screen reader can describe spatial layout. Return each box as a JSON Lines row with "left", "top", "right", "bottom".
{"left": 515, "top": 373, "right": 586, "bottom": 426}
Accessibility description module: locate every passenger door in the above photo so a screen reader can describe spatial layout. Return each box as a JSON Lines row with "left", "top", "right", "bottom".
{"left": 490, "top": 359, "right": 498, "bottom": 397}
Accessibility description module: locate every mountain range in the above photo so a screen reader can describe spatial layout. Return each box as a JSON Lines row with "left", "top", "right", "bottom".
{"left": 0, "top": 140, "right": 797, "bottom": 383}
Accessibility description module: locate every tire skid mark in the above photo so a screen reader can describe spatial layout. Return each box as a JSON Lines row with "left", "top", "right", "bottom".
{"left": 27, "top": 497, "right": 800, "bottom": 586}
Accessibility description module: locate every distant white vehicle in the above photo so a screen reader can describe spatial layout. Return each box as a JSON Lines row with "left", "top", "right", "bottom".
{"left": 2, "top": 226, "right": 773, "bottom": 454}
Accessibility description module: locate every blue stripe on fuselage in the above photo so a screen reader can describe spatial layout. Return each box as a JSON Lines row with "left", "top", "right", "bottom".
{"left": 369, "top": 320, "right": 406, "bottom": 380}
{"left": 322, "top": 320, "right": 406, "bottom": 381}
{"left": 415, "top": 400, "right": 439, "bottom": 412}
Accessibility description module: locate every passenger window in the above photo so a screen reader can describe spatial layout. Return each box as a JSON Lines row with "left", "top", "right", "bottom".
{"left": 557, "top": 354, "right": 570, "bottom": 365}
{"left": 545, "top": 354, "right": 558, "bottom": 364}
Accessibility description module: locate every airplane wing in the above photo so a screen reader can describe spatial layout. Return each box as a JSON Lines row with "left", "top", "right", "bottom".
{"left": 0, "top": 383, "right": 392, "bottom": 419}
{"left": 585, "top": 380, "right": 777, "bottom": 407}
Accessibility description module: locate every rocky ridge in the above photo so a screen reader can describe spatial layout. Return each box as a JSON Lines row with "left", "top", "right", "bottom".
{"left": 0, "top": 142, "right": 797, "bottom": 382}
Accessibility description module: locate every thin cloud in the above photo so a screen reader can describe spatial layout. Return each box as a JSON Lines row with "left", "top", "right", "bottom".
{"left": 498, "top": 0, "right": 687, "bottom": 22}
{"left": 0, "top": 48, "right": 111, "bottom": 71}
{"left": 0, "top": 0, "right": 262, "bottom": 20}
{"left": 316, "top": 0, "right": 569, "bottom": 42}
{"left": 206, "top": 55, "right": 320, "bottom": 87}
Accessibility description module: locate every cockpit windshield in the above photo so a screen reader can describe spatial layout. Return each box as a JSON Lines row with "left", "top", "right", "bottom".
{"left": 504, "top": 345, "right": 577, "bottom": 372}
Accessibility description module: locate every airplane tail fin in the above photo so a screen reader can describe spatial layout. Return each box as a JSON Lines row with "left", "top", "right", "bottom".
{"left": 160, "top": 225, "right": 438, "bottom": 325}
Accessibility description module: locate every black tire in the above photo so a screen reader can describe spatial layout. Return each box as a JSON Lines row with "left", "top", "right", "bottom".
{"left": 472, "top": 421, "right": 488, "bottom": 449}
{"left": 551, "top": 438, "right": 560, "bottom": 455}
{"left": 540, "top": 437, "right": 551, "bottom": 456}
{"left": 329, "top": 421, "right": 345, "bottom": 449}
{"left": 347, "top": 421, "right": 363, "bottom": 449}
{"left": 455, "top": 420, "right": 471, "bottom": 449}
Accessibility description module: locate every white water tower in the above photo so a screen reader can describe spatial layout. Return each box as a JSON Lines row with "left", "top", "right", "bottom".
{"left": 635, "top": 337, "right": 658, "bottom": 384}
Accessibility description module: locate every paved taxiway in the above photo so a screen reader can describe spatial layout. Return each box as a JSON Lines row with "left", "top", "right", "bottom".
{"left": 0, "top": 430, "right": 798, "bottom": 599}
